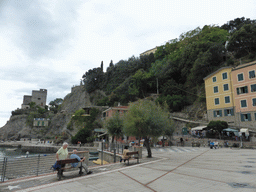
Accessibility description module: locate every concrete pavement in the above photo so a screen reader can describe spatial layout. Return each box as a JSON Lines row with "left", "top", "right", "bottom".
{"left": 0, "top": 146, "right": 256, "bottom": 191}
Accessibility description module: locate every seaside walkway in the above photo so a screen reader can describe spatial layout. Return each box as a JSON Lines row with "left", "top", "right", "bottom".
{"left": 0, "top": 146, "right": 256, "bottom": 191}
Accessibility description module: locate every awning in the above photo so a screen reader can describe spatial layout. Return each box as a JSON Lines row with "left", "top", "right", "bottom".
{"left": 223, "top": 128, "right": 238, "bottom": 132}
{"left": 240, "top": 128, "right": 249, "bottom": 133}
{"left": 97, "top": 132, "right": 108, "bottom": 137}
{"left": 191, "top": 126, "right": 207, "bottom": 131}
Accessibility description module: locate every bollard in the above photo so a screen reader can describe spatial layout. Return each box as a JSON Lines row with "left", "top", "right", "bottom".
{"left": 114, "top": 148, "right": 116, "bottom": 163}
{"left": 101, "top": 142, "right": 103, "bottom": 165}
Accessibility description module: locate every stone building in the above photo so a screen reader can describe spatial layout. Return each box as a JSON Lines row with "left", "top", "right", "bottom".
{"left": 21, "top": 89, "right": 47, "bottom": 109}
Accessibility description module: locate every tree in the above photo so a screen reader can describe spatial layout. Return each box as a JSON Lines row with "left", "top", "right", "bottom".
{"left": 123, "top": 100, "right": 173, "bottom": 157}
{"left": 207, "top": 120, "right": 228, "bottom": 139}
{"left": 227, "top": 24, "right": 256, "bottom": 58}
{"left": 49, "top": 98, "right": 63, "bottom": 114}
{"left": 105, "top": 112, "right": 123, "bottom": 143}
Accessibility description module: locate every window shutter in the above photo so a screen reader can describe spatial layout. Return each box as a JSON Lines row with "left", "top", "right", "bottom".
{"left": 231, "top": 109, "right": 234, "bottom": 116}
{"left": 245, "top": 86, "right": 248, "bottom": 93}
{"left": 255, "top": 113, "right": 256, "bottom": 120}
{"left": 213, "top": 111, "right": 217, "bottom": 117}
{"left": 248, "top": 113, "right": 251, "bottom": 121}
{"left": 241, "top": 114, "right": 245, "bottom": 122}
{"left": 224, "top": 110, "right": 227, "bottom": 116}
{"left": 219, "top": 110, "right": 222, "bottom": 117}
{"left": 237, "top": 88, "right": 239, "bottom": 95}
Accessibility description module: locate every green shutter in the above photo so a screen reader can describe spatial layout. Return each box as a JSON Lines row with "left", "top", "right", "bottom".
{"left": 255, "top": 113, "right": 256, "bottom": 120}
{"left": 245, "top": 86, "right": 248, "bottom": 93}
{"left": 241, "top": 114, "right": 245, "bottom": 122}
{"left": 213, "top": 111, "right": 217, "bottom": 117}
{"left": 224, "top": 109, "right": 227, "bottom": 116}
{"left": 219, "top": 110, "right": 222, "bottom": 117}
{"left": 237, "top": 88, "right": 239, "bottom": 95}
{"left": 231, "top": 109, "right": 234, "bottom": 116}
{"left": 248, "top": 113, "right": 251, "bottom": 121}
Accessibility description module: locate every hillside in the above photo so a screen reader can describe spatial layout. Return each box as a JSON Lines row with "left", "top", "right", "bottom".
{"left": 0, "top": 17, "right": 255, "bottom": 141}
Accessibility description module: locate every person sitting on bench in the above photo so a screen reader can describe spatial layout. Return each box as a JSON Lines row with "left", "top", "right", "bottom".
{"left": 120, "top": 146, "right": 131, "bottom": 163}
{"left": 56, "top": 142, "right": 69, "bottom": 176}
{"left": 70, "top": 149, "right": 92, "bottom": 175}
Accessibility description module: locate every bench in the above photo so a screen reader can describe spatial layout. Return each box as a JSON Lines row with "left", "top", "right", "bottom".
{"left": 124, "top": 151, "right": 139, "bottom": 165}
{"left": 56, "top": 159, "right": 83, "bottom": 180}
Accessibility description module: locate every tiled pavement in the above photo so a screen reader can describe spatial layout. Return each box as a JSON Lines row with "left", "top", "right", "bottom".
{"left": 0, "top": 146, "right": 256, "bottom": 192}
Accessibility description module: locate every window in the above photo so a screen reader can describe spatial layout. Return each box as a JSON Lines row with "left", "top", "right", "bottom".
{"left": 223, "top": 84, "right": 229, "bottom": 91}
{"left": 214, "top": 86, "right": 218, "bottom": 93}
{"left": 42, "top": 121, "right": 44, "bottom": 126}
{"left": 214, "top": 110, "right": 222, "bottom": 117}
{"left": 255, "top": 113, "right": 256, "bottom": 121}
{"left": 215, "top": 98, "right": 220, "bottom": 105}
{"left": 249, "top": 70, "right": 256, "bottom": 79}
{"left": 252, "top": 98, "right": 256, "bottom": 106}
{"left": 236, "top": 86, "right": 248, "bottom": 95}
{"left": 241, "top": 100, "right": 247, "bottom": 108}
{"left": 251, "top": 84, "right": 256, "bottom": 92}
{"left": 222, "top": 72, "right": 227, "bottom": 80}
{"left": 224, "top": 109, "right": 234, "bottom": 116}
{"left": 37, "top": 121, "right": 40, "bottom": 126}
{"left": 225, "top": 96, "right": 230, "bottom": 103}
{"left": 237, "top": 73, "right": 244, "bottom": 81}
{"left": 212, "top": 76, "right": 216, "bottom": 82}
{"left": 241, "top": 113, "right": 251, "bottom": 121}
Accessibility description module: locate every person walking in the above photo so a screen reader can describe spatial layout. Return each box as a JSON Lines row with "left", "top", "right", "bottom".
{"left": 70, "top": 149, "right": 92, "bottom": 175}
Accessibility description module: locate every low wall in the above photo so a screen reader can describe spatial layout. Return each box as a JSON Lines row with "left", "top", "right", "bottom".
{"left": 21, "top": 145, "right": 58, "bottom": 153}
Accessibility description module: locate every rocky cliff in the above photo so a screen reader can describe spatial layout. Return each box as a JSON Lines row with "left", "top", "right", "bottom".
{"left": 0, "top": 86, "right": 106, "bottom": 141}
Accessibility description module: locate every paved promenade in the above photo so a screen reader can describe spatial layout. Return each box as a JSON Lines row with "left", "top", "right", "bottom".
{"left": 0, "top": 147, "right": 256, "bottom": 191}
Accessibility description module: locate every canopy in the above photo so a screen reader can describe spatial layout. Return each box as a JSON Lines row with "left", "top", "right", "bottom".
{"left": 191, "top": 126, "right": 207, "bottom": 131}
{"left": 240, "top": 128, "right": 249, "bottom": 133}
{"left": 223, "top": 128, "right": 238, "bottom": 132}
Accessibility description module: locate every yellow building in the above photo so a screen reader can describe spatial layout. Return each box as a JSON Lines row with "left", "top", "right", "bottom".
{"left": 140, "top": 47, "right": 158, "bottom": 57}
{"left": 204, "top": 67, "right": 237, "bottom": 125}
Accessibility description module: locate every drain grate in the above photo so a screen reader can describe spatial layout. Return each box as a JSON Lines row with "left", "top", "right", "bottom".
{"left": 240, "top": 171, "right": 251, "bottom": 174}
{"left": 230, "top": 183, "right": 248, "bottom": 188}
{"left": 247, "top": 161, "right": 255, "bottom": 163}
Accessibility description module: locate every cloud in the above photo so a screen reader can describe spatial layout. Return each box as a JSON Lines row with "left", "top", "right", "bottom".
{"left": 0, "top": 0, "right": 81, "bottom": 59}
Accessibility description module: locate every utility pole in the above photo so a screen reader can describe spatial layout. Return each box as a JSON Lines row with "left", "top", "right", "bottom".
{"left": 156, "top": 78, "right": 159, "bottom": 95}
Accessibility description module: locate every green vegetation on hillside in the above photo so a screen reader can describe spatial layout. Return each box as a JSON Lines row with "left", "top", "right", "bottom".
{"left": 82, "top": 17, "right": 256, "bottom": 112}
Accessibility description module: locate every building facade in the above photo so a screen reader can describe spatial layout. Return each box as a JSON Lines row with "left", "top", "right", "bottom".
{"left": 204, "top": 67, "right": 237, "bottom": 125}
{"left": 204, "top": 60, "right": 256, "bottom": 130}
{"left": 33, "top": 118, "right": 49, "bottom": 127}
{"left": 231, "top": 61, "right": 256, "bottom": 128}
{"left": 21, "top": 89, "right": 47, "bottom": 109}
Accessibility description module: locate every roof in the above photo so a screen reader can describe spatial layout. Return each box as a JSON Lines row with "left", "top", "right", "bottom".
{"left": 232, "top": 60, "right": 256, "bottom": 71}
{"left": 191, "top": 126, "right": 207, "bottom": 131}
{"left": 102, "top": 106, "right": 129, "bottom": 113}
{"left": 203, "top": 67, "right": 233, "bottom": 80}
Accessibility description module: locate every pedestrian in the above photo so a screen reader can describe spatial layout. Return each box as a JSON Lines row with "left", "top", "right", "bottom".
{"left": 26, "top": 151, "right": 29, "bottom": 158}
{"left": 70, "top": 149, "right": 92, "bottom": 175}
{"left": 180, "top": 138, "right": 184, "bottom": 146}
{"left": 56, "top": 142, "right": 69, "bottom": 176}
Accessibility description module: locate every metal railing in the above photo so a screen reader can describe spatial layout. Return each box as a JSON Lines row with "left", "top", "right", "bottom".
{"left": 0, "top": 154, "right": 56, "bottom": 182}
{"left": 0, "top": 142, "right": 132, "bottom": 182}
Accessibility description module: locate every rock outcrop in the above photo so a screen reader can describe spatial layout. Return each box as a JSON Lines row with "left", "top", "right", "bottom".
{"left": 0, "top": 85, "right": 106, "bottom": 140}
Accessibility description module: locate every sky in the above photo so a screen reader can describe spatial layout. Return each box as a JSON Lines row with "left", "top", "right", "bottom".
{"left": 0, "top": 0, "right": 256, "bottom": 128}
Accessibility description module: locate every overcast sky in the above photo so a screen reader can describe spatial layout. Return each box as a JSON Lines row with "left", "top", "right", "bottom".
{"left": 0, "top": 0, "right": 256, "bottom": 128}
